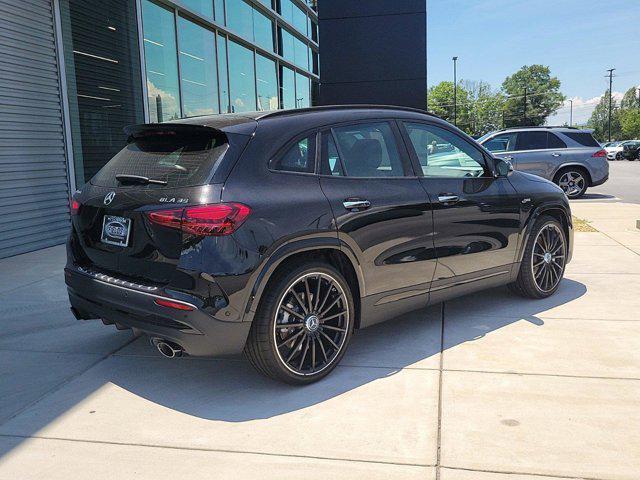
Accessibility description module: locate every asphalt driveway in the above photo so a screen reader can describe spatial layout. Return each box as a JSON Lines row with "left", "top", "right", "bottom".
{"left": 0, "top": 201, "right": 639, "bottom": 479}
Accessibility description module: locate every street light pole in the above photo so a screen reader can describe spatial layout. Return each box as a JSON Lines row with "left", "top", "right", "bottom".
{"left": 452, "top": 56, "right": 458, "bottom": 126}
{"left": 606, "top": 68, "right": 615, "bottom": 142}
{"left": 569, "top": 99, "right": 573, "bottom": 126}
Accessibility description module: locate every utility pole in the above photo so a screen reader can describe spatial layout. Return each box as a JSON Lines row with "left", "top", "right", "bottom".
{"left": 606, "top": 68, "right": 615, "bottom": 142}
{"left": 523, "top": 87, "right": 528, "bottom": 126}
{"left": 452, "top": 56, "right": 458, "bottom": 126}
{"left": 569, "top": 99, "right": 573, "bottom": 126}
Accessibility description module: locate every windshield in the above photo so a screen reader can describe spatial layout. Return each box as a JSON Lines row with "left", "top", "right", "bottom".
{"left": 91, "top": 130, "right": 228, "bottom": 188}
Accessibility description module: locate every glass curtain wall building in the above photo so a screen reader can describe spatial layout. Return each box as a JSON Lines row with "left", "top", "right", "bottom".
{"left": 59, "top": 0, "right": 319, "bottom": 189}
{"left": 142, "top": 0, "right": 319, "bottom": 121}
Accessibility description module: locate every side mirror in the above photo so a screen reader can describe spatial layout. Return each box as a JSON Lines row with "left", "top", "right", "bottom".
{"left": 495, "top": 158, "right": 514, "bottom": 177}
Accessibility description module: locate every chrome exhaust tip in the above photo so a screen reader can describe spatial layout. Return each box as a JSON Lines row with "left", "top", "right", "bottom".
{"left": 150, "top": 338, "right": 183, "bottom": 358}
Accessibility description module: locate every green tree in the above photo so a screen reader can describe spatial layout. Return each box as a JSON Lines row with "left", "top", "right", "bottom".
{"left": 620, "top": 86, "right": 640, "bottom": 110}
{"left": 620, "top": 109, "right": 640, "bottom": 139}
{"left": 587, "top": 90, "right": 622, "bottom": 142}
{"left": 464, "top": 80, "right": 505, "bottom": 136}
{"left": 427, "top": 81, "right": 471, "bottom": 130}
{"left": 501, "top": 65, "right": 565, "bottom": 127}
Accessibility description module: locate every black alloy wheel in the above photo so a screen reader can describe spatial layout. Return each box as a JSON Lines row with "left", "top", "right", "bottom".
{"left": 244, "top": 262, "right": 354, "bottom": 384}
{"left": 510, "top": 215, "right": 567, "bottom": 299}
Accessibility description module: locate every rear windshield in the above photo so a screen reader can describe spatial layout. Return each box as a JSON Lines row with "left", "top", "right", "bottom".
{"left": 91, "top": 130, "right": 228, "bottom": 188}
{"left": 563, "top": 132, "right": 600, "bottom": 148}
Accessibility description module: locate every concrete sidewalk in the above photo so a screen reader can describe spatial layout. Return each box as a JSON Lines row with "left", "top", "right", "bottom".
{"left": 0, "top": 202, "right": 639, "bottom": 479}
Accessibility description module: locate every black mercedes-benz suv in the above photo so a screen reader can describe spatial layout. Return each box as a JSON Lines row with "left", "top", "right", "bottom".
{"left": 66, "top": 106, "right": 573, "bottom": 384}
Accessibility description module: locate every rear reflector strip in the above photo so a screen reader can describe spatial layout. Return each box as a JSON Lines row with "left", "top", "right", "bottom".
{"left": 154, "top": 298, "right": 194, "bottom": 311}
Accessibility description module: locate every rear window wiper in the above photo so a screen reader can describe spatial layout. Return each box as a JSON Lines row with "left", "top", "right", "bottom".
{"left": 115, "top": 174, "right": 168, "bottom": 186}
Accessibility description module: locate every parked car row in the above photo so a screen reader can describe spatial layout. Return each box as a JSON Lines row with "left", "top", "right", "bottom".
{"left": 602, "top": 140, "right": 640, "bottom": 160}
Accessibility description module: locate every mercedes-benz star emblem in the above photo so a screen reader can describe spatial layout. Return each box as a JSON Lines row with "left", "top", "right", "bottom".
{"left": 104, "top": 191, "right": 116, "bottom": 205}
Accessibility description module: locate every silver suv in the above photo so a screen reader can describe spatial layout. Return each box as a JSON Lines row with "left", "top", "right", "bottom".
{"left": 479, "top": 127, "right": 609, "bottom": 198}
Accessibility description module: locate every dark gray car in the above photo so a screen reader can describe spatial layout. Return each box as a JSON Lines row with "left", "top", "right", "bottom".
{"left": 479, "top": 127, "right": 609, "bottom": 198}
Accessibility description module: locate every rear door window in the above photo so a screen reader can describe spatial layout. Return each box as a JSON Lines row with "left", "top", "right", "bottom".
{"left": 91, "top": 130, "right": 227, "bottom": 188}
{"left": 547, "top": 133, "right": 567, "bottom": 149}
{"left": 330, "top": 122, "right": 406, "bottom": 177}
{"left": 515, "top": 131, "right": 548, "bottom": 151}
{"left": 563, "top": 132, "right": 601, "bottom": 147}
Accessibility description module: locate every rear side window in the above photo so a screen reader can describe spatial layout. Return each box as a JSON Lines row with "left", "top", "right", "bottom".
{"left": 563, "top": 132, "right": 600, "bottom": 147}
{"left": 271, "top": 134, "right": 317, "bottom": 173}
{"left": 330, "top": 122, "right": 405, "bottom": 177}
{"left": 91, "top": 130, "right": 227, "bottom": 188}
{"left": 516, "top": 131, "right": 547, "bottom": 151}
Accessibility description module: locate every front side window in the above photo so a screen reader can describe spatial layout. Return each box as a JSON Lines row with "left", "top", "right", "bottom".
{"left": 404, "top": 122, "right": 487, "bottom": 178}
{"left": 272, "top": 134, "right": 316, "bottom": 173}
{"left": 483, "top": 132, "right": 517, "bottom": 152}
{"left": 331, "top": 122, "right": 405, "bottom": 177}
{"left": 516, "top": 131, "right": 548, "bottom": 151}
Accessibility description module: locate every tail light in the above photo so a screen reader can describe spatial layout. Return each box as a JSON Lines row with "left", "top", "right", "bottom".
{"left": 148, "top": 203, "right": 251, "bottom": 236}
{"left": 592, "top": 149, "right": 606, "bottom": 157}
{"left": 70, "top": 198, "right": 81, "bottom": 215}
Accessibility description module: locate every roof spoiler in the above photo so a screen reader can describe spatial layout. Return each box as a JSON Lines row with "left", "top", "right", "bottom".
{"left": 123, "top": 123, "right": 225, "bottom": 141}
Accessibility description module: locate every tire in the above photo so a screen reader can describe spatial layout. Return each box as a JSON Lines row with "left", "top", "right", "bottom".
{"left": 244, "top": 261, "right": 354, "bottom": 384}
{"left": 554, "top": 167, "right": 588, "bottom": 199}
{"left": 615, "top": 152, "right": 622, "bottom": 161}
{"left": 510, "top": 215, "right": 567, "bottom": 299}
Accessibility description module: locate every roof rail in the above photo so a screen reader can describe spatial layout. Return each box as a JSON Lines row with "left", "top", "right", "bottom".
{"left": 257, "top": 104, "right": 440, "bottom": 120}
{"left": 501, "top": 125, "right": 582, "bottom": 131}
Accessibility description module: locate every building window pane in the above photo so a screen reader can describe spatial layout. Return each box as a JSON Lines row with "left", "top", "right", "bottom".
{"left": 178, "top": 17, "right": 218, "bottom": 117}
{"left": 256, "top": 54, "right": 277, "bottom": 111}
{"left": 180, "top": 0, "right": 213, "bottom": 19}
{"left": 279, "top": 27, "right": 294, "bottom": 63}
{"left": 253, "top": 8, "right": 274, "bottom": 52}
{"left": 217, "top": 34, "right": 230, "bottom": 112}
{"left": 256, "top": 0, "right": 272, "bottom": 8}
{"left": 312, "top": 49, "right": 318, "bottom": 74}
{"left": 60, "top": 0, "right": 144, "bottom": 185}
{"left": 142, "top": 0, "right": 181, "bottom": 122}
{"left": 228, "top": 40, "right": 256, "bottom": 112}
{"left": 291, "top": 3, "right": 307, "bottom": 35}
{"left": 310, "top": 19, "right": 318, "bottom": 42}
{"left": 214, "top": 0, "right": 225, "bottom": 24}
{"left": 294, "top": 36, "right": 308, "bottom": 70}
{"left": 295, "top": 72, "right": 309, "bottom": 108}
{"left": 226, "top": 0, "right": 252, "bottom": 39}
{"left": 280, "top": 65, "right": 295, "bottom": 109}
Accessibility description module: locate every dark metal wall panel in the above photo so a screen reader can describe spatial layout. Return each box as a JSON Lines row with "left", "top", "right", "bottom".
{"left": 0, "top": 0, "right": 70, "bottom": 258}
{"left": 317, "top": 0, "right": 427, "bottom": 110}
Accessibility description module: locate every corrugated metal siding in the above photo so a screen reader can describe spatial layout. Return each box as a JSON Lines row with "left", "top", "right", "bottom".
{"left": 0, "top": 0, "right": 70, "bottom": 258}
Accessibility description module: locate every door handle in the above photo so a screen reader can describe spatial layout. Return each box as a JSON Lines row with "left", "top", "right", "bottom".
{"left": 551, "top": 152, "right": 562, "bottom": 157}
{"left": 438, "top": 194, "right": 460, "bottom": 204}
{"left": 503, "top": 155, "right": 514, "bottom": 161}
{"left": 343, "top": 199, "right": 371, "bottom": 211}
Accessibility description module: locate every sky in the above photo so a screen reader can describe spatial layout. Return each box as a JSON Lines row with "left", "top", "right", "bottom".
{"left": 427, "top": 0, "right": 640, "bottom": 125}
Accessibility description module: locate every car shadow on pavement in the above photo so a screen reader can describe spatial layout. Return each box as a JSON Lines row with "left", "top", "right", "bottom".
{"left": 118, "top": 279, "right": 587, "bottom": 421}
{"left": 0, "top": 278, "right": 587, "bottom": 455}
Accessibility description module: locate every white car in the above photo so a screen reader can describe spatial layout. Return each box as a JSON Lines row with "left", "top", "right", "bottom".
{"left": 605, "top": 141, "right": 628, "bottom": 160}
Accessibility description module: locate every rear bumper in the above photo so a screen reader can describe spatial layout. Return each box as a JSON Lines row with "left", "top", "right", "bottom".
{"left": 591, "top": 172, "right": 609, "bottom": 187}
{"left": 65, "top": 266, "right": 251, "bottom": 357}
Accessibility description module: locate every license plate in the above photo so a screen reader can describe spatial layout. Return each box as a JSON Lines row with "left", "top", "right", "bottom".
{"left": 101, "top": 215, "right": 131, "bottom": 247}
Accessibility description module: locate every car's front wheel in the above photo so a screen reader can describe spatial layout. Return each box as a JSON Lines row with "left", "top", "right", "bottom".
{"left": 244, "top": 261, "right": 354, "bottom": 384}
{"left": 554, "top": 168, "right": 588, "bottom": 199}
{"left": 510, "top": 215, "right": 567, "bottom": 299}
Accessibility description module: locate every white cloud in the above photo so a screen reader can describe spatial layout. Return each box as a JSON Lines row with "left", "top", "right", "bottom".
{"left": 547, "top": 89, "right": 632, "bottom": 126}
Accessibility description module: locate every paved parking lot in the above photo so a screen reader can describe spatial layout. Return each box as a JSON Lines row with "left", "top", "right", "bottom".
{"left": 1, "top": 199, "right": 639, "bottom": 479}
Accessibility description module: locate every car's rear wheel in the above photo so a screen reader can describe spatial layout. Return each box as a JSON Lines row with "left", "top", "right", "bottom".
{"left": 615, "top": 152, "right": 622, "bottom": 161}
{"left": 244, "top": 261, "right": 354, "bottom": 384}
{"left": 555, "top": 168, "right": 588, "bottom": 199}
{"left": 510, "top": 215, "right": 567, "bottom": 299}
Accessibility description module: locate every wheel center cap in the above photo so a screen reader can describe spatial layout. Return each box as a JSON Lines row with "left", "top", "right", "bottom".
{"left": 305, "top": 315, "right": 320, "bottom": 332}
{"left": 543, "top": 252, "right": 553, "bottom": 264}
